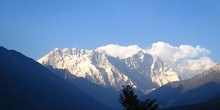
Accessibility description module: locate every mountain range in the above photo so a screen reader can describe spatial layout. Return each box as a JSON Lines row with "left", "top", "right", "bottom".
{"left": 1, "top": 46, "right": 220, "bottom": 110}
{"left": 38, "top": 48, "right": 180, "bottom": 93}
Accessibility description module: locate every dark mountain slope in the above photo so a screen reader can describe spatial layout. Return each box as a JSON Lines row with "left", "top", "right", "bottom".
{"left": 0, "top": 46, "right": 110, "bottom": 110}
{"left": 145, "top": 64, "right": 220, "bottom": 108}
{"left": 163, "top": 96, "right": 220, "bottom": 110}
{"left": 45, "top": 66, "right": 120, "bottom": 109}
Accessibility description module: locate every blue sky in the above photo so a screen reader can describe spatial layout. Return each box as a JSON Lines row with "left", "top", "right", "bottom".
{"left": 0, "top": 0, "right": 220, "bottom": 62}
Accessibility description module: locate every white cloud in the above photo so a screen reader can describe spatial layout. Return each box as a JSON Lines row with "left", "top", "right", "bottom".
{"left": 146, "top": 42, "right": 211, "bottom": 63}
{"left": 146, "top": 42, "right": 216, "bottom": 78}
{"left": 96, "top": 44, "right": 142, "bottom": 59}
{"left": 96, "top": 42, "right": 216, "bottom": 78}
{"left": 176, "top": 57, "right": 215, "bottom": 78}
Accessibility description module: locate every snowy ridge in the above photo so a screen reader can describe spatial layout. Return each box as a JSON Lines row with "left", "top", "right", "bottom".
{"left": 38, "top": 48, "right": 179, "bottom": 92}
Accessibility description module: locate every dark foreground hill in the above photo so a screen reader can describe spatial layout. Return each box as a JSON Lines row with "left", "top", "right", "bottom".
{"left": 0, "top": 46, "right": 110, "bottom": 110}
{"left": 163, "top": 95, "right": 220, "bottom": 110}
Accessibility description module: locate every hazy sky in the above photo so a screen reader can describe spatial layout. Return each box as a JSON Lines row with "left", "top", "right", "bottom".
{"left": 1, "top": 0, "right": 220, "bottom": 63}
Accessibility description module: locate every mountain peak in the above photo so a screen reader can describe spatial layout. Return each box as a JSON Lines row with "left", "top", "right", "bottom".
{"left": 210, "top": 63, "right": 220, "bottom": 71}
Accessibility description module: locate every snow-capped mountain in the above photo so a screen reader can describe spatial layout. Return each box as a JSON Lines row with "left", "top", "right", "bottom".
{"left": 38, "top": 48, "right": 179, "bottom": 92}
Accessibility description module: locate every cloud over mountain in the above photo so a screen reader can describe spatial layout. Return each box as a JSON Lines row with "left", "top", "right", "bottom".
{"left": 96, "top": 42, "right": 216, "bottom": 78}
{"left": 96, "top": 44, "right": 142, "bottom": 59}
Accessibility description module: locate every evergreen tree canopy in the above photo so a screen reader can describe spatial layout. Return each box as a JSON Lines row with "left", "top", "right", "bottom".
{"left": 119, "top": 85, "right": 158, "bottom": 110}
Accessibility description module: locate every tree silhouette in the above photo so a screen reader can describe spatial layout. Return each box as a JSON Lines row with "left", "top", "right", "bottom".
{"left": 119, "top": 85, "right": 158, "bottom": 110}
{"left": 119, "top": 85, "right": 139, "bottom": 110}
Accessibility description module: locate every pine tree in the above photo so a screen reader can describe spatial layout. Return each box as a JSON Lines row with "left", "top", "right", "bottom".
{"left": 119, "top": 85, "right": 158, "bottom": 110}
{"left": 119, "top": 85, "right": 139, "bottom": 110}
